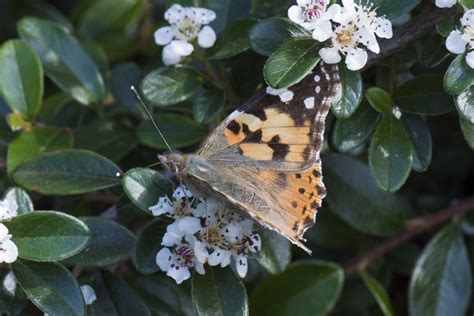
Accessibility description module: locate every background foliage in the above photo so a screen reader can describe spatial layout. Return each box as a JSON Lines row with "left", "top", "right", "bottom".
{"left": 0, "top": 0, "right": 473, "bottom": 315}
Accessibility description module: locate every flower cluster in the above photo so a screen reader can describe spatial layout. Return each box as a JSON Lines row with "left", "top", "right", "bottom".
{"left": 149, "top": 186, "right": 262, "bottom": 284}
{"left": 154, "top": 4, "right": 217, "bottom": 65}
{"left": 288, "top": 0, "right": 393, "bottom": 70}
{"left": 446, "top": 9, "right": 474, "bottom": 69}
{"left": 0, "top": 193, "right": 18, "bottom": 264}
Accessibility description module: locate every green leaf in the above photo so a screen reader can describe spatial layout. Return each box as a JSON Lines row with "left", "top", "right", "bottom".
{"left": 12, "top": 149, "right": 121, "bottom": 195}
{"left": 63, "top": 217, "right": 136, "bottom": 266}
{"left": 360, "top": 0, "right": 419, "bottom": 20}
{"left": 437, "top": 16, "right": 455, "bottom": 37}
{"left": 403, "top": 114, "right": 432, "bottom": 172}
{"left": 409, "top": 222, "right": 471, "bottom": 316}
{"left": 359, "top": 271, "right": 395, "bottom": 316}
{"left": 444, "top": 52, "right": 474, "bottom": 95}
{"left": 141, "top": 66, "right": 205, "bottom": 106}
{"left": 324, "top": 154, "right": 405, "bottom": 235}
{"left": 0, "top": 39, "right": 43, "bottom": 119}
{"left": 122, "top": 168, "right": 172, "bottom": 214}
{"left": 264, "top": 38, "right": 321, "bottom": 89}
{"left": 369, "top": 115, "right": 414, "bottom": 193}
{"left": 455, "top": 86, "right": 474, "bottom": 124}
{"left": 192, "top": 267, "right": 248, "bottom": 316}
{"left": 460, "top": 116, "right": 474, "bottom": 149}
{"left": 332, "top": 102, "right": 381, "bottom": 152}
{"left": 250, "top": 261, "right": 344, "bottom": 316}
{"left": 393, "top": 75, "right": 454, "bottom": 115}
{"left": 366, "top": 87, "right": 392, "bottom": 115}
{"left": 7, "top": 127, "right": 73, "bottom": 173}
{"left": 39, "top": 92, "right": 73, "bottom": 123}
{"left": 137, "top": 114, "right": 207, "bottom": 149}
{"left": 249, "top": 17, "right": 310, "bottom": 56}
{"left": 331, "top": 64, "right": 363, "bottom": 119}
{"left": 13, "top": 260, "right": 84, "bottom": 316}
{"left": 5, "top": 211, "right": 89, "bottom": 261}
{"left": 133, "top": 218, "right": 169, "bottom": 274}
{"left": 18, "top": 17, "right": 105, "bottom": 105}
{"left": 255, "top": 228, "right": 291, "bottom": 274}
{"left": 0, "top": 271, "right": 28, "bottom": 316}
{"left": 3, "top": 187, "right": 34, "bottom": 214}
{"left": 208, "top": 18, "right": 257, "bottom": 59}
{"left": 420, "top": 34, "right": 450, "bottom": 68}
{"left": 74, "top": 120, "right": 137, "bottom": 162}
{"left": 111, "top": 62, "right": 143, "bottom": 116}
{"left": 460, "top": 0, "right": 474, "bottom": 9}
{"left": 193, "top": 87, "right": 225, "bottom": 124}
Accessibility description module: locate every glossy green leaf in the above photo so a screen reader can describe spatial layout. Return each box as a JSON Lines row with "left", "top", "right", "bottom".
{"left": 13, "top": 260, "right": 84, "bottom": 316}
{"left": 0, "top": 39, "right": 43, "bottom": 119}
{"left": 137, "top": 114, "right": 207, "bottom": 149}
{"left": 111, "top": 62, "right": 143, "bottom": 116}
{"left": 331, "top": 64, "right": 363, "bottom": 119}
{"left": 63, "top": 217, "right": 136, "bottom": 266}
{"left": 403, "top": 114, "right": 432, "bottom": 172}
{"left": 393, "top": 75, "right": 454, "bottom": 115}
{"left": 255, "top": 228, "right": 291, "bottom": 275}
{"left": 359, "top": 0, "right": 419, "bottom": 19}
{"left": 460, "top": 0, "right": 474, "bottom": 9}
{"left": 2, "top": 187, "right": 34, "bottom": 214}
{"left": 409, "top": 222, "right": 471, "bottom": 316}
{"left": 141, "top": 66, "right": 205, "bottom": 106}
{"left": 7, "top": 127, "right": 73, "bottom": 173}
{"left": 208, "top": 18, "right": 257, "bottom": 59}
{"left": 369, "top": 115, "right": 414, "bottom": 193}
{"left": 366, "top": 87, "right": 392, "bottom": 115}
{"left": 460, "top": 116, "right": 474, "bottom": 149}
{"left": 250, "top": 261, "right": 344, "bottom": 316}
{"left": 122, "top": 168, "right": 172, "bottom": 214}
{"left": 193, "top": 87, "right": 225, "bottom": 124}
{"left": 0, "top": 271, "right": 28, "bottom": 316}
{"left": 455, "top": 86, "right": 474, "bottom": 124}
{"left": 264, "top": 38, "right": 321, "bottom": 88}
{"left": 39, "top": 92, "right": 73, "bottom": 123}
{"left": 444, "top": 53, "right": 474, "bottom": 95}
{"left": 18, "top": 17, "right": 105, "bottom": 105}
{"left": 249, "top": 17, "right": 310, "bottom": 56}
{"left": 359, "top": 271, "right": 394, "bottom": 316}
{"left": 324, "top": 154, "right": 405, "bottom": 235}
{"left": 12, "top": 149, "right": 121, "bottom": 195}
{"left": 192, "top": 267, "right": 248, "bottom": 316}
{"left": 420, "top": 35, "right": 450, "bottom": 68}
{"left": 437, "top": 16, "right": 455, "bottom": 37}
{"left": 5, "top": 211, "right": 89, "bottom": 261}
{"left": 132, "top": 218, "right": 169, "bottom": 274}
{"left": 332, "top": 102, "right": 381, "bottom": 152}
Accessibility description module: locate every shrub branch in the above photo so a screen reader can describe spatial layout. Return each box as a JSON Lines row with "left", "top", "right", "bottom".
{"left": 344, "top": 196, "right": 474, "bottom": 273}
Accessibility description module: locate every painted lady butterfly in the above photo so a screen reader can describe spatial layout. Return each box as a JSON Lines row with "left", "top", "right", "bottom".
{"left": 159, "top": 62, "right": 341, "bottom": 253}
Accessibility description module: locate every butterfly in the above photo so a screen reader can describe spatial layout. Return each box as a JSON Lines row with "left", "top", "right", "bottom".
{"left": 158, "top": 62, "right": 341, "bottom": 254}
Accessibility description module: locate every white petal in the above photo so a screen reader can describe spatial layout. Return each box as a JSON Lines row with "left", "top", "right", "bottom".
{"left": 345, "top": 47, "right": 368, "bottom": 71}
{"left": 319, "top": 47, "right": 341, "bottom": 64}
{"left": 195, "top": 262, "right": 206, "bottom": 275}
{"left": 191, "top": 201, "right": 207, "bottom": 218}
{"left": 356, "top": 28, "right": 379, "bottom": 53}
{"left": 446, "top": 31, "right": 467, "bottom": 55}
{"left": 220, "top": 251, "right": 232, "bottom": 267}
{"left": 194, "top": 240, "right": 209, "bottom": 263}
{"left": 80, "top": 285, "right": 97, "bottom": 305}
{"left": 435, "top": 0, "right": 457, "bottom": 7}
{"left": 165, "top": 4, "right": 185, "bottom": 25}
{"left": 173, "top": 185, "right": 193, "bottom": 200}
{"left": 342, "top": 0, "right": 356, "bottom": 13}
{"left": 288, "top": 6, "right": 305, "bottom": 26}
{"left": 208, "top": 248, "right": 227, "bottom": 266}
{"left": 154, "top": 26, "right": 174, "bottom": 46}
{"left": 192, "top": 8, "right": 216, "bottom": 24}
{"left": 162, "top": 44, "right": 182, "bottom": 65}
{"left": 248, "top": 234, "right": 261, "bottom": 252}
{"left": 149, "top": 196, "right": 173, "bottom": 216}
{"left": 2, "top": 191, "right": 18, "bottom": 220}
{"left": 156, "top": 247, "right": 173, "bottom": 271}
{"left": 197, "top": 26, "right": 217, "bottom": 48}
{"left": 312, "top": 19, "right": 334, "bottom": 42}
{"left": 374, "top": 18, "right": 393, "bottom": 39}
{"left": 178, "top": 216, "right": 202, "bottom": 235}
{"left": 239, "top": 219, "right": 254, "bottom": 236}
{"left": 234, "top": 255, "right": 248, "bottom": 278}
{"left": 0, "top": 224, "right": 9, "bottom": 239}
{"left": 297, "top": 0, "right": 312, "bottom": 6}
{"left": 461, "top": 10, "right": 474, "bottom": 27}
{"left": 2, "top": 271, "right": 16, "bottom": 295}
{"left": 167, "top": 265, "right": 191, "bottom": 284}
{"left": 169, "top": 40, "right": 194, "bottom": 56}
{"left": 162, "top": 222, "right": 184, "bottom": 246}
{"left": 325, "top": 4, "right": 342, "bottom": 21}
{"left": 466, "top": 51, "right": 474, "bottom": 69}
{"left": 224, "top": 223, "right": 243, "bottom": 242}
{"left": 0, "top": 240, "right": 18, "bottom": 263}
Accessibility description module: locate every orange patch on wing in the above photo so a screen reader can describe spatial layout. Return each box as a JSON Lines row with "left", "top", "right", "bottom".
{"left": 261, "top": 127, "right": 311, "bottom": 144}
{"left": 239, "top": 144, "right": 274, "bottom": 160}
{"left": 262, "top": 108, "right": 294, "bottom": 128}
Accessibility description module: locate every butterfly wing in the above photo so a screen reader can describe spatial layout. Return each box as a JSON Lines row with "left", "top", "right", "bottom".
{"left": 193, "top": 62, "right": 341, "bottom": 252}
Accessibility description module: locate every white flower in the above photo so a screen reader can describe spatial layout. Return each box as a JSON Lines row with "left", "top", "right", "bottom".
{"left": 154, "top": 4, "right": 217, "bottom": 65}
{"left": 149, "top": 185, "right": 196, "bottom": 218}
{"left": 288, "top": 0, "right": 333, "bottom": 31}
{"left": 445, "top": 9, "right": 474, "bottom": 69}
{"left": 80, "top": 285, "right": 97, "bottom": 305}
{"left": 0, "top": 224, "right": 18, "bottom": 264}
{"left": 0, "top": 191, "right": 18, "bottom": 221}
{"left": 156, "top": 242, "right": 205, "bottom": 284}
{"left": 435, "top": 0, "right": 457, "bottom": 8}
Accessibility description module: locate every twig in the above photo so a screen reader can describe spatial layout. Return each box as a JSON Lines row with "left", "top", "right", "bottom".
{"left": 344, "top": 196, "right": 474, "bottom": 273}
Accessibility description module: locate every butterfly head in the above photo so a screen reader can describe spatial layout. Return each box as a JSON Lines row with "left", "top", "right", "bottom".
{"left": 158, "top": 153, "right": 185, "bottom": 174}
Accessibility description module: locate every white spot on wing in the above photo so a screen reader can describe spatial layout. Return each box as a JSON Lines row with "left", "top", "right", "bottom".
{"left": 266, "top": 86, "right": 294, "bottom": 102}
{"left": 304, "top": 97, "right": 315, "bottom": 109}
{"left": 314, "top": 75, "right": 321, "bottom": 82}
{"left": 315, "top": 86, "right": 321, "bottom": 93}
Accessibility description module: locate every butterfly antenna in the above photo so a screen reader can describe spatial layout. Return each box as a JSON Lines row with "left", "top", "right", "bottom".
{"left": 130, "top": 86, "right": 173, "bottom": 153}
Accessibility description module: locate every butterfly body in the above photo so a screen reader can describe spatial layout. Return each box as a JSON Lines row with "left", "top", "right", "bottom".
{"left": 159, "top": 62, "right": 341, "bottom": 254}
